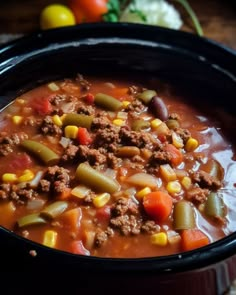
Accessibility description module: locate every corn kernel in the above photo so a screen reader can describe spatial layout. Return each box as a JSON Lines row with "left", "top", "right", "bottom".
{"left": 181, "top": 176, "right": 192, "bottom": 190}
{"left": 151, "top": 118, "right": 162, "bottom": 129}
{"left": 18, "top": 170, "right": 34, "bottom": 183}
{"left": 159, "top": 164, "right": 177, "bottom": 182}
{"left": 166, "top": 180, "right": 182, "bottom": 194}
{"left": 151, "top": 232, "right": 168, "bottom": 246}
{"left": 64, "top": 125, "right": 79, "bottom": 139}
{"left": 48, "top": 82, "right": 59, "bottom": 91}
{"left": 93, "top": 193, "right": 110, "bottom": 208}
{"left": 122, "top": 101, "right": 130, "bottom": 108}
{"left": 12, "top": 115, "right": 23, "bottom": 125}
{"left": 2, "top": 173, "right": 17, "bottom": 183}
{"left": 136, "top": 187, "right": 152, "bottom": 198}
{"left": 185, "top": 137, "right": 199, "bottom": 152}
{"left": 172, "top": 132, "right": 184, "bottom": 148}
{"left": 52, "top": 115, "right": 63, "bottom": 127}
{"left": 43, "top": 230, "right": 58, "bottom": 248}
{"left": 113, "top": 119, "right": 125, "bottom": 126}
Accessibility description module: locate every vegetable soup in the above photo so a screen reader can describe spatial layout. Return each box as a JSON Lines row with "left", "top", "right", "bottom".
{"left": 0, "top": 74, "right": 235, "bottom": 258}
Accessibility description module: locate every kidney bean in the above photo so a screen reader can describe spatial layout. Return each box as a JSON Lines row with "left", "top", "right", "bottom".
{"left": 149, "top": 96, "right": 169, "bottom": 121}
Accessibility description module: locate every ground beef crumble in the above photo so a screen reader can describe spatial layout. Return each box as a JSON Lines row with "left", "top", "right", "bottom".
{"left": 192, "top": 170, "right": 222, "bottom": 190}
{"left": 175, "top": 128, "right": 191, "bottom": 144}
{"left": 39, "top": 166, "right": 70, "bottom": 194}
{"left": 0, "top": 132, "right": 28, "bottom": 156}
{"left": 0, "top": 183, "right": 38, "bottom": 204}
{"left": 186, "top": 187, "right": 210, "bottom": 203}
{"left": 94, "top": 227, "right": 114, "bottom": 247}
{"left": 40, "top": 116, "right": 62, "bottom": 136}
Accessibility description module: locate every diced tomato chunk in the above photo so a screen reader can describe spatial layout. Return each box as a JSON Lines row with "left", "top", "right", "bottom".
{"left": 84, "top": 93, "right": 94, "bottom": 104}
{"left": 31, "top": 96, "right": 53, "bottom": 115}
{"left": 96, "top": 205, "right": 111, "bottom": 223}
{"left": 77, "top": 127, "right": 92, "bottom": 145}
{"left": 7, "top": 153, "right": 32, "bottom": 173}
{"left": 70, "top": 240, "right": 90, "bottom": 256}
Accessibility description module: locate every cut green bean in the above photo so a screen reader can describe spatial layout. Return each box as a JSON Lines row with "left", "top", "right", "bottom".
{"left": 173, "top": 201, "right": 195, "bottom": 230}
{"left": 205, "top": 192, "right": 225, "bottom": 219}
{"left": 166, "top": 119, "right": 180, "bottom": 130}
{"left": 116, "top": 146, "right": 140, "bottom": 158}
{"left": 76, "top": 163, "right": 120, "bottom": 193}
{"left": 131, "top": 119, "right": 150, "bottom": 131}
{"left": 95, "top": 93, "right": 122, "bottom": 111}
{"left": 40, "top": 201, "right": 68, "bottom": 219}
{"left": 21, "top": 140, "right": 60, "bottom": 165}
{"left": 137, "top": 90, "right": 157, "bottom": 105}
{"left": 17, "top": 213, "right": 46, "bottom": 228}
{"left": 63, "top": 114, "right": 93, "bottom": 129}
{"left": 208, "top": 160, "right": 223, "bottom": 181}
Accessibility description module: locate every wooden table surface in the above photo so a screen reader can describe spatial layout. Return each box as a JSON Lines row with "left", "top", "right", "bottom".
{"left": 0, "top": 0, "right": 236, "bottom": 49}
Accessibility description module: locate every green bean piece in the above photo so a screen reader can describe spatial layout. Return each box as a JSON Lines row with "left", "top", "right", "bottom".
{"left": 40, "top": 201, "right": 68, "bottom": 219}
{"left": 21, "top": 140, "right": 60, "bottom": 165}
{"left": 116, "top": 146, "right": 140, "bottom": 158}
{"left": 205, "top": 192, "right": 225, "bottom": 219}
{"left": 131, "top": 119, "right": 150, "bottom": 131}
{"left": 63, "top": 114, "right": 93, "bottom": 129}
{"left": 95, "top": 93, "right": 122, "bottom": 111}
{"left": 166, "top": 119, "right": 180, "bottom": 130}
{"left": 173, "top": 201, "right": 195, "bottom": 230}
{"left": 207, "top": 160, "right": 223, "bottom": 181}
{"left": 17, "top": 213, "right": 46, "bottom": 228}
{"left": 137, "top": 90, "right": 157, "bottom": 105}
{"left": 76, "top": 163, "right": 120, "bottom": 193}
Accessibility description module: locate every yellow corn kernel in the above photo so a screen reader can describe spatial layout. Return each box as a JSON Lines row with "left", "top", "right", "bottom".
{"left": 43, "top": 230, "right": 58, "bottom": 248}
{"left": 172, "top": 132, "right": 184, "bottom": 148}
{"left": 151, "top": 118, "right": 162, "bottom": 129}
{"left": 136, "top": 187, "right": 152, "bottom": 198}
{"left": 18, "top": 170, "right": 34, "bottom": 183}
{"left": 181, "top": 176, "right": 192, "bottom": 190}
{"left": 52, "top": 115, "right": 63, "bottom": 127}
{"left": 185, "top": 137, "right": 199, "bottom": 152}
{"left": 64, "top": 125, "right": 79, "bottom": 139}
{"left": 93, "top": 193, "right": 110, "bottom": 208}
{"left": 113, "top": 119, "right": 125, "bottom": 126}
{"left": 122, "top": 100, "right": 130, "bottom": 108}
{"left": 159, "top": 164, "right": 177, "bottom": 182}
{"left": 166, "top": 180, "right": 182, "bottom": 194}
{"left": 2, "top": 173, "right": 17, "bottom": 183}
{"left": 12, "top": 115, "right": 23, "bottom": 125}
{"left": 151, "top": 232, "right": 168, "bottom": 246}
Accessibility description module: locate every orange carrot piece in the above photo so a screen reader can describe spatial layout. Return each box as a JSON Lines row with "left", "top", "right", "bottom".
{"left": 57, "top": 187, "right": 72, "bottom": 200}
{"left": 111, "top": 87, "right": 128, "bottom": 99}
{"left": 143, "top": 191, "right": 173, "bottom": 222}
{"left": 59, "top": 207, "right": 82, "bottom": 232}
{"left": 165, "top": 144, "right": 183, "bottom": 166}
{"left": 181, "top": 229, "right": 210, "bottom": 251}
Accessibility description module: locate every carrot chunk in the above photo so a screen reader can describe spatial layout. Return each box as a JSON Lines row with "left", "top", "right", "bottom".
{"left": 165, "top": 144, "right": 183, "bottom": 166}
{"left": 181, "top": 229, "right": 210, "bottom": 251}
{"left": 143, "top": 191, "right": 173, "bottom": 222}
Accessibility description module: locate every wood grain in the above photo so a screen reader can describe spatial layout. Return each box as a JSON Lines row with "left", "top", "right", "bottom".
{"left": 0, "top": 0, "right": 236, "bottom": 49}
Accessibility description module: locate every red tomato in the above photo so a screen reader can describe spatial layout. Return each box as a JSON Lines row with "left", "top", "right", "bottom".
{"left": 31, "top": 97, "right": 52, "bottom": 115}
{"left": 70, "top": 240, "right": 90, "bottom": 255}
{"left": 7, "top": 153, "right": 32, "bottom": 173}
{"left": 68, "top": 0, "right": 108, "bottom": 23}
{"left": 77, "top": 127, "right": 92, "bottom": 145}
{"left": 96, "top": 205, "right": 111, "bottom": 222}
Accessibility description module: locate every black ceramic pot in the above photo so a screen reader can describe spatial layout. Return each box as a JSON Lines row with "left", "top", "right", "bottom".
{"left": 0, "top": 23, "right": 236, "bottom": 295}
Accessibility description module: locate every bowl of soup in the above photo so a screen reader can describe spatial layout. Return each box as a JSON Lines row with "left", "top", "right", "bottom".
{"left": 0, "top": 23, "right": 236, "bottom": 294}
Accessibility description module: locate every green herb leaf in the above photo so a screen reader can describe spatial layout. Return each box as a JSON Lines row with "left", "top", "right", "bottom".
{"left": 129, "top": 8, "right": 147, "bottom": 22}
{"left": 174, "top": 0, "right": 203, "bottom": 36}
{"left": 103, "top": 0, "right": 122, "bottom": 22}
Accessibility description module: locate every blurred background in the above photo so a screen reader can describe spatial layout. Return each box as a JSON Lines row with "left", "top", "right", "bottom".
{"left": 0, "top": 0, "right": 236, "bottom": 49}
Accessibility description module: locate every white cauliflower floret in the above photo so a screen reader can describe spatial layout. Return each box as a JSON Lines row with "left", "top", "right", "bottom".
{"left": 120, "top": 0, "right": 183, "bottom": 30}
